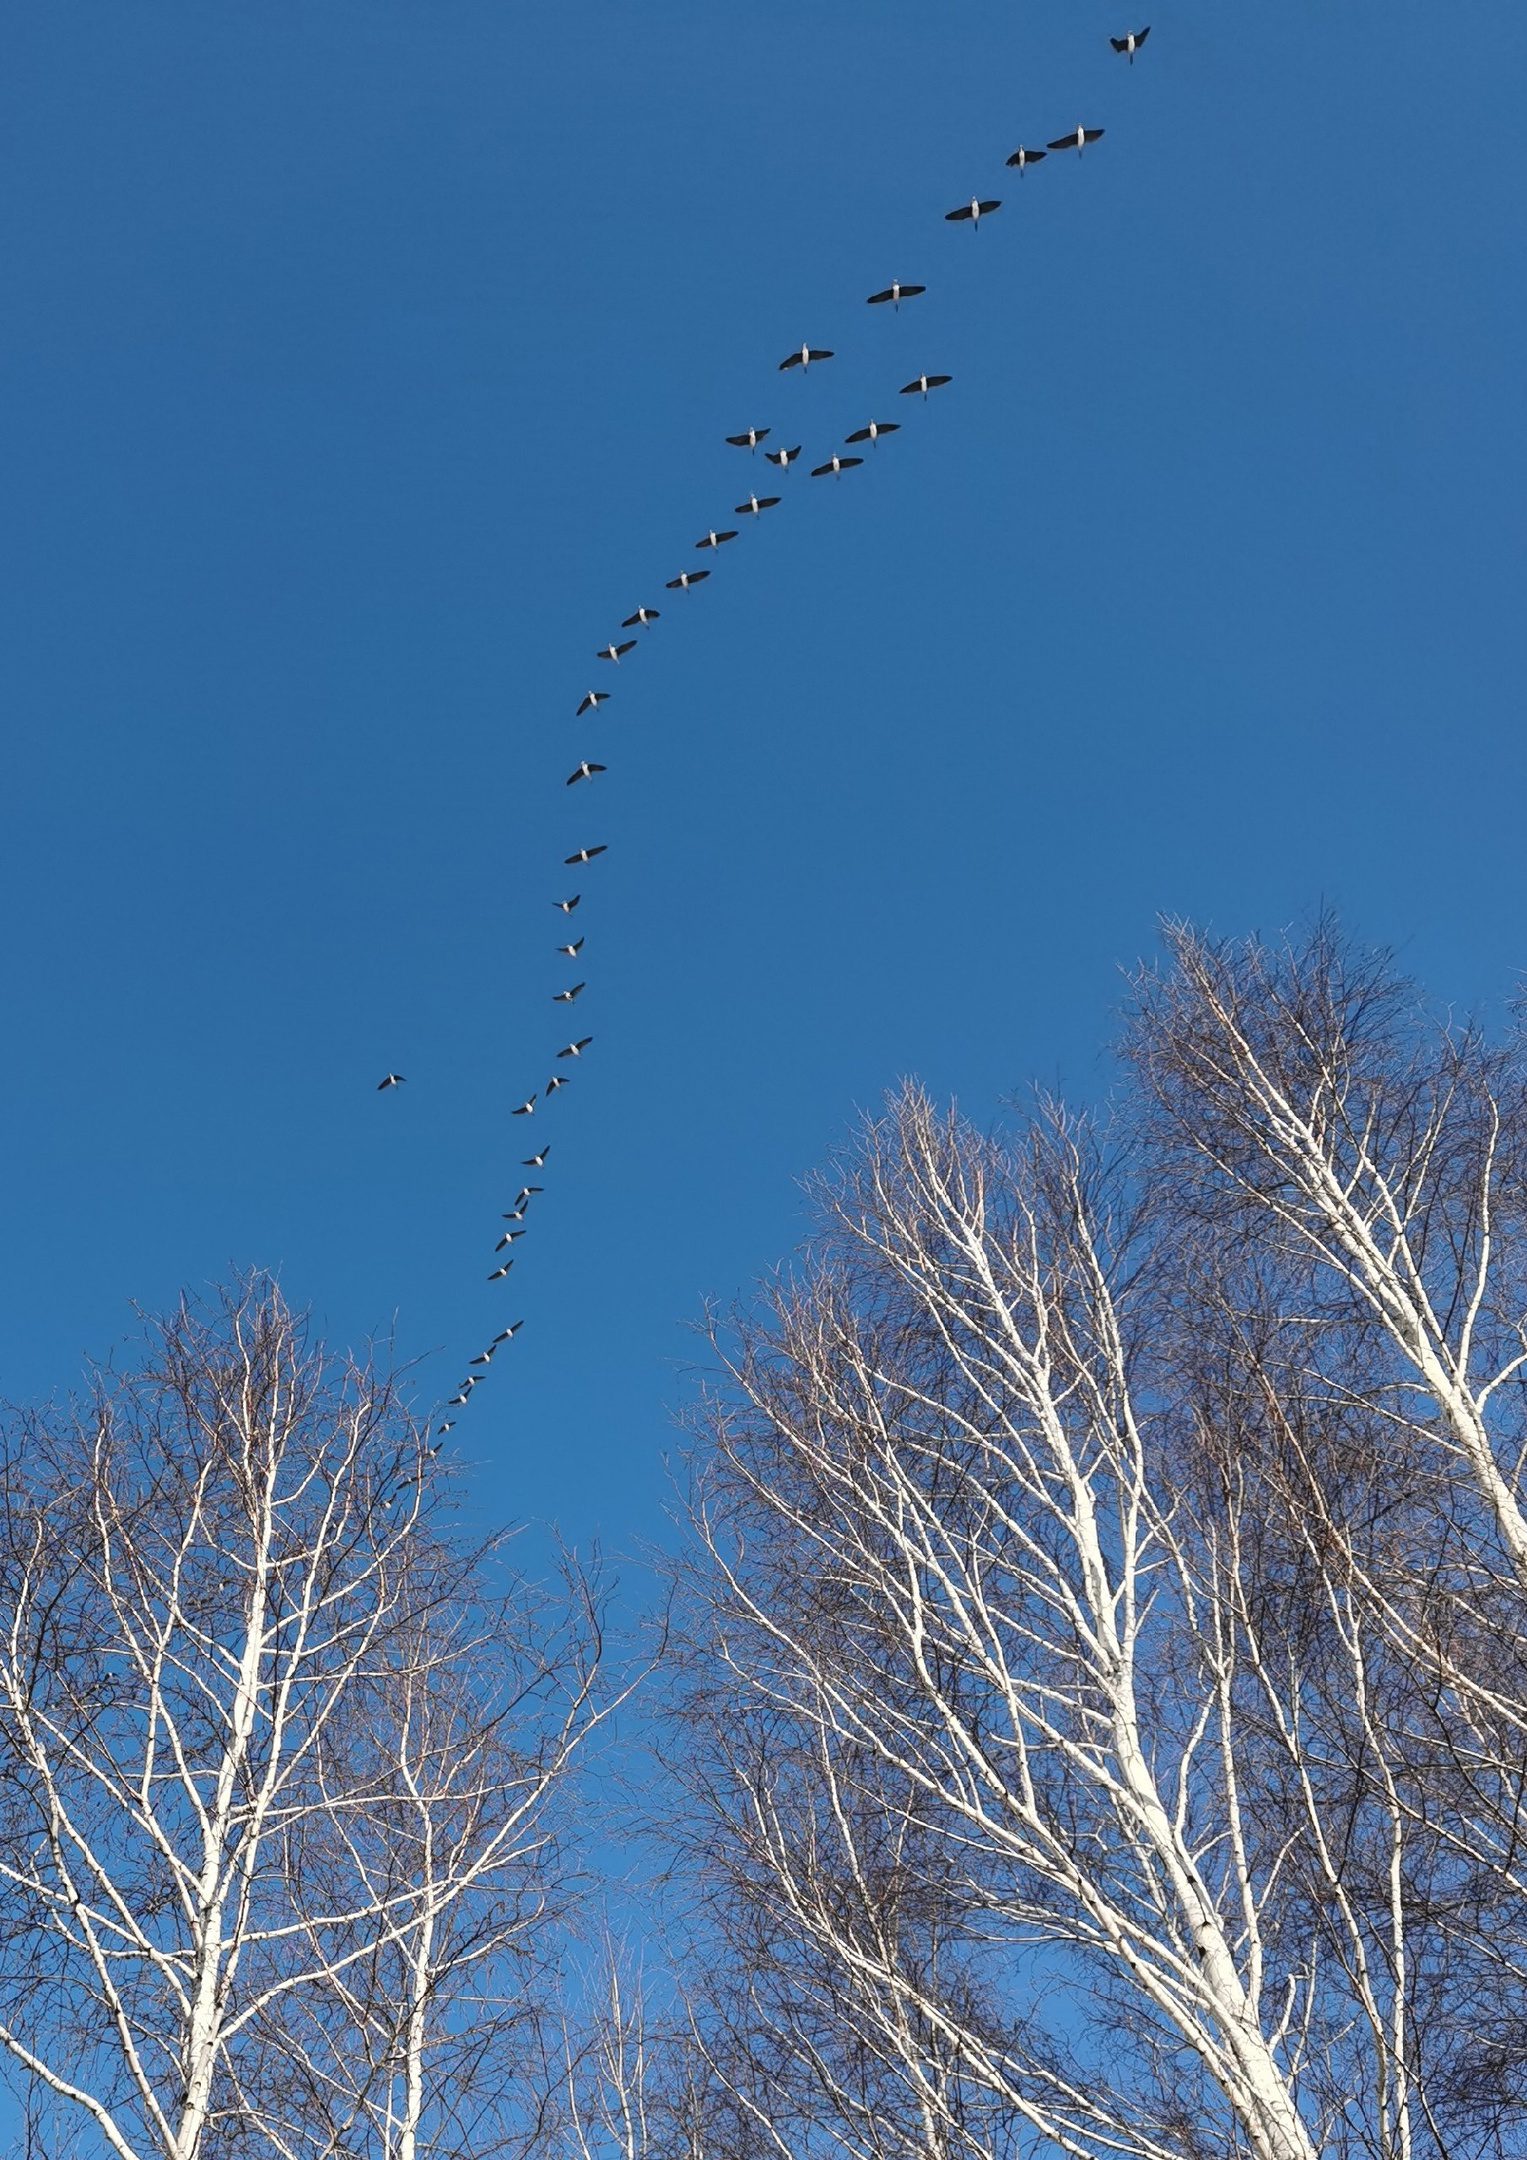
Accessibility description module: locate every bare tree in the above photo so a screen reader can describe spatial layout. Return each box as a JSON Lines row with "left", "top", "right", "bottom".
{"left": 674, "top": 926, "right": 1527, "bottom": 2160}
{"left": 0, "top": 1277, "right": 607, "bottom": 2160}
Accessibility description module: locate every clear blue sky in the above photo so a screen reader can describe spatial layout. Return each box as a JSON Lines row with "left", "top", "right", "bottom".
{"left": 2, "top": 1, "right": 1523, "bottom": 1556}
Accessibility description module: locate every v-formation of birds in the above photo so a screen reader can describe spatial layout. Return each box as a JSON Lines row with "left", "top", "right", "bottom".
{"left": 380, "top": 27, "right": 1151, "bottom": 1437}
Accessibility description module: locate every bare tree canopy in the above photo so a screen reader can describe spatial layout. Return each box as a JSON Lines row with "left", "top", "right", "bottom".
{"left": 675, "top": 922, "right": 1527, "bottom": 2160}
{"left": 0, "top": 1277, "right": 609, "bottom": 2160}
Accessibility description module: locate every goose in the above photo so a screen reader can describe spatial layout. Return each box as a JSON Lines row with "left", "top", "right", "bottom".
{"left": 376, "top": 1073, "right": 406, "bottom": 1090}
{"left": 1006, "top": 145, "right": 1048, "bottom": 173}
{"left": 811, "top": 454, "right": 864, "bottom": 478}
{"left": 556, "top": 937, "right": 585, "bottom": 956}
{"left": 566, "top": 761, "right": 606, "bottom": 786}
{"left": 734, "top": 493, "right": 781, "bottom": 516}
{"left": 597, "top": 641, "right": 636, "bottom": 665}
{"left": 565, "top": 844, "right": 607, "bottom": 865}
{"left": 779, "top": 345, "right": 834, "bottom": 372}
{"left": 900, "top": 373, "right": 953, "bottom": 399}
{"left": 867, "top": 281, "right": 926, "bottom": 309}
{"left": 495, "top": 1322, "right": 524, "bottom": 1342}
{"left": 553, "top": 982, "right": 587, "bottom": 1003}
{"left": 945, "top": 196, "right": 1001, "bottom": 227}
{"left": 557, "top": 1036, "right": 594, "bottom": 1059}
{"left": 446, "top": 1391, "right": 471, "bottom": 1407}
{"left": 522, "top": 1145, "right": 551, "bottom": 1167}
{"left": 511, "top": 1094, "right": 537, "bottom": 1117}
{"left": 726, "top": 427, "right": 771, "bottom": 451}
{"left": 696, "top": 528, "right": 738, "bottom": 550}
{"left": 1110, "top": 25, "right": 1150, "bottom": 60}
{"left": 500, "top": 1208, "right": 527, "bottom": 1224}
{"left": 487, "top": 1263, "right": 515, "bottom": 1282}
{"left": 545, "top": 1073, "right": 570, "bottom": 1097}
{"left": 846, "top": 421, "right": 900, "bottom": 447}
{"left": 513, "top": 1188, "right": 543, "bottom": 1207}
{"left": 764, "top": 444, "right": 803, "bottom": 470}
{"left": 622, "top": 606, "right": 660, "bottom": 628}
{"left": 666, "top": 568, "right": 711, "bottom": 591}
{"left": 554, "top": 895, "right": 582, "bottom": 914}
{"left": 436, "top": 1420, "right": 456, "bottom": 1436}
{"left": 1048, "top": 124, "right": 1105, "bottom": 152}
{"left": 576, "top": 690, "right": 610, "bottom": 717}
{"left": 495, "top": 1229, "right": 525, "bottom": 1251}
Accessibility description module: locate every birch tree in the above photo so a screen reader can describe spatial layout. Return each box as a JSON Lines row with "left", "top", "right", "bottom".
{"left": 676, "top": 926, "right": 1527, "bottom": 2160}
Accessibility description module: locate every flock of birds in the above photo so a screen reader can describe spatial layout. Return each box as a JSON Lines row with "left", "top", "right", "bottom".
{"left": 376, "top": 25, "right": 1156, "bottom": 1441}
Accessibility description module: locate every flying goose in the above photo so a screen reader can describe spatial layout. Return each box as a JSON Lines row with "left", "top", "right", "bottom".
{"left": 554, "top": 981, "right": 587, "bottom": 1003}
{"left": 545, "top": 1074, "right": 570, "bottom": 1097}
{"left": 1005, "top": 145, "right": 1047, "bottom": 172}
{"left": 376, "top": 1073, "right": 406, "bottom": 1090}
{"left": 666, "top": 569, "right": 711, "bottom": 591}
{"left": 622, "top": 606, "right": 660, "bottom": 628}
{"left": 566, "top": 761, "right": 606, "bottom": 786}
{"left": 735, "top": 493, "right": 781, "bottom": 516}
{"left": 867, "top": 281, "right": 926, "bottom": 309}
{"left": 945, "top": 197, "right": 1000, "bottom": 227}
{"left": 846, "top": 420, "right": 900, "bottom": 447}
{"left": 811, "top": 454, "right": 864, "bottom": 478}
{"left": 557, "top": 1036, "right": 593, "bottom": 1059}
{"left": 556, "top": 937, "right": 584, "bottom": 956}
{"left": 726, "top": 427, "right": 770, "bottom": 451}
{"left": 513, "top": 1188, "right": 542, "bottom": 1207}
{"left": 436, "top": 1420, "right": 456, "bottom": 1435}
{"left": 696, "top": 529, "right": 738, "bottom": 550}
{"left": 900, "top": 373, "right": 953, "bottom": 399}
{"left": 554, "top": 895, "right": 582, "bottom": 914}
{"left": 597, "top": 641, "right": 636, "bottom": 665}
{"left": 511, "top": 1094, "right": 537, "bottom": 1117}
{"left": 576, "top": 690, "right": 610, "bottom": 717}
{"left": 522, "top": 1145, "right": 551, "bottom": 1167}
{"left": 764, "top": 444, "right": 803, "bottom": 469}
{"left": 500, "top": 1207, "right": 527, "bottom": 1223}
{"left": 487, "top": 1263, "right": 515, "bottom": 1282}
{"left": 564, "top": 844, "right": 607, "bottom": 865}
{"left": 1048, "top": 124, "right": 1105, "bottom": 152}
{"left": 495, "top": 1229, "right": 525, "bottom": 1251}
{"left": 446, "top": 1390, "right": 472, "bottom": 1407}
{"left": 779, "top": 345, "right": 834, "bottom": 372}
{"left": 1110, "top": 25, "right": 1150, "bottom": 60}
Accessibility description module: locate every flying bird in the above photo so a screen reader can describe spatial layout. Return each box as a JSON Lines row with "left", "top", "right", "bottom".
{"left": 435, "top": 1421, "right": 455, "bottom": 1436}
{"left": 495, "top": 1323, "right": 524, "bottom": 1342}
{"left": 511, "top": 1095, "right": 537, "bottom": 1117}
{"left": 566, "top": 761, "right": 606, "bottom": 787}
{"left": 554, "top": 982, "right": 587, "bottom": 1003}
{"left": 666, "top": 569, "right": 711, "bottom": 591}
{"left": 597, "top": 641, "right": 636, "bottom": 665}
{"left": 1048, "top": 124, "right": 1105, "bottom": 152}
{"left": 622, "top": 606, "right": 660, "bottom": 628}
{"left": 764, "top": 445, "right": 803, "bottom": 470}
{"left": 565, "top": 845, "right": 607, "bottom": 865}
{"left": 545, "top": 1074, "right": 570, "bottom": 1097}
{"left": 556, "top": 937, "right": 585, "bottom": 956}
{"left": 513, "top": 1188, "right": 543, "bottom": 1207}
{"left": 446, "top": 1391, "right": 471, "bottom": 1407}
{"left": 576, "top": 690, "right": 610, "bottom": 718}
{"left": 811, "top": 454, "right": 864, "bottom": 478}
{"left": 726, "top": 427, "right": 770, "bottom": 451}
{"left": 900, "top": 373, "right": 953, "bottom": 399}
{"left": 779, "top": 345, "right": 833, "bottom": 372}
{"left": 487, "top": 1263, "right": 515, "bottom": 1282}
{"left": 495, "top": 1229, "right": 525, "bottom": 1251}
{"left": 557, "top": 1037, "right": 593, "bottom": 1059}
{"left": 946, "top": 197, "right": 1000, "bottom": 227}
{"left": 500, "top": 1208, "right": 527, "bottom": 1223}
{"left": 696, "top": 529, "right": 738, "bottom": 550}
{"left": 376, "top": 1074, "right": 406, "bottom": 1090}
{"left": 735, "top": 494, "right": 781, "bottom": 516}
{"left": 1006, "top": 144, "right": 1047, "bottom": 172}
{"left": 846, "top": 421, "right": 900, "bottom": 447}
{"left": 554, "top": 894, "right": 582, "bottom": 914}
{"left": 867, "top": 281, "right": 926, "bottom": 310}
{"left": 522, "top": 1146, "right": 551, "bottom": 1167}
{"left": 1110, "top": 24, "right": 1150, "bottom": 60}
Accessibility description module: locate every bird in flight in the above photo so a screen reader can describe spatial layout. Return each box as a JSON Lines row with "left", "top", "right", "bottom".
{"left": 576, "top": 690, "right": 609, "bottom": 717}
{"left": 511, "top": 1094, "right": 537, "bottom": 1117}
{"left": 666, "top": 568, "right": 711, "bottom": 592}
{"left": 557, "top": 1037, "right": 594, "bottom": 1059}
{"left": 764, "top": 444, "right": 803, "bottom": 470}
{"left": 1048, "top": 124, "right": 1105, "bottom": 152}
{"left": 867, "top": 281, "right": 926, "bottom": 310}
{"left": 1110, "top": 24, "right": 1150, "bottom": 60}
{"left": 446, "top": 1390, "right": 471, "bottom": 1408}
{"left": 522, "top": 1145, "right": 551, "bottom": 1167}
{"left": 487, "top": 1263, "right": 515, "bottom": 1282}
{"left": 513, "top": 1188, "right": 542, "bottom": 1207}
{"left": 846, "top": 421, "right": 900, "bottom": 448}
{"left": 474, "top": 1328, "right": 522, "bottom": 1364}
{"left": 556, "top": 937, "right": 585, "bottom": 956}
{"left": 376, "top": 1074, "right": 406, "bottom": 1090}
{"left": 1006, "top": 145, "right": 1048, "bottom": 173}
{"left": 735, "top": 494, "right": 781, "bottom": 517}
{"left": 812, "top": 454, "right": 864, "bottom": 478}
{"left": 545, "top": 1073, "right": 570, "bottom": 1097}
{"left": 495, "top": 1228, "right": 526, "bottom": 1251}
{"left": 901, "top": 373, "right": 953, "bottom": 399}
{"left": 622, "top": 606, "right": 660, "bottom": 628}
{"left": 946, "top": 197, "right": 1000, "bottom": 228}
{"left": 554, "top": 981, "right": 587, "bottom": 1003}
{"left": 696, "top": 529, "right": 738, "bottom": 550}
{"left": 566, "top": 761, "right": 606, "bottom": 787}
{"left": 436, "top": 1420, "right": 456, "bottom": 1436}
{"left": 554, "top": 894, "right": 582, "bottom": 914}
{"left": 779, "top": 345, "right": 833, "bottom": 372}
{"left": 565, "top": 844, "right": 607, "bottom": 865}
{"left": 726, "top": 427, "right": 770, "bottom": 451}
{"left": 597, "top": 641, "right": 636, "bottom": 665}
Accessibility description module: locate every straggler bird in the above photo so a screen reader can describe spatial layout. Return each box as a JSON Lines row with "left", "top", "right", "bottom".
{"left": 666, "top": 568, "right": 711, "bottom": 591}
{"left": 764, "top": 445, "right": 803, "bottom": 469}
{"left": 554, "top": 894, "right": 582, "bottom": 913}
{"left": 696, "top": 529, "right": 738, "bottom": 550}
{"left": 1110, "top": 24, "right": 1150, "bottom": 60}
{"left": 565, "top": 844, "right": 607, "bottom": 865}
{"left": 566, "top": 761, "right": 606, "bottom": 786}
{"left": 812, "top": 454, "right": 864, "bottom": 477}
{"left": 946, "top": 196, "right": 1000, "bottom": 227}
{"left": 522, "top": 1146, "right": 551, "bottom": 1167}
{"left": 597, "top": 641, "right": 635, "bottom": 665}
{"left": 556, "top": 937, "right": 584, "bottom": 956}
{"left": 726, "top": 427, "right": 770, "bottom": 451}
{"left": 553, "top": 982, "right": 587, "bottom": 1003}
{"left": 1048, "top": 123, "right": 1105, "bottom": 152}
{"left": 1006, "top": 144, "right": 1047, "bottom": 172}
{"left": 901, "top": 373, "right": 952, "bottom": 399}
{"left": 576, "top": 690, "right": 609, "bottom": 717}
{"left": 558, "top": 1037, "right": 593, "bottom": 1059}
{"left": 846, "top": 421, "right": 900, "bottom": 447}
{"left": 376, "top": 1074, "right": 405, "bottom": 1090}
{"left": 512, "top": 1094, "right": 537, "bottom": 1117}
{"left": 780, "top": 344, "right": 833, "bottom": 372}
{"left": 622, "top": 606, "right": 660, "bottom": 628}
{"left": 735, "top": 494, "right": 781, "bottom": 516}
{"left": 868, "top": 281, "right": 926, "bottom": 309}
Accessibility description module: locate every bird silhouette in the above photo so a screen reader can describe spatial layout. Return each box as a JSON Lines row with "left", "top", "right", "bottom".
{"left": 557, "top": 1037, "right": 594, "bottom": 1059}
{"left": 1006, "top": 145, "right": 1048, "bottom": 173}
{"left": 812, "top": 454, "right": 864, "bottom": 478}
{"left": 566, "top": 761, "right": 606, "bottom": 787}
{"left": 565, "top": 845, "right": 607, "bottom": 865}
{"left": 545, "top": 1074, "right": 571, "bottom": 1097}
{"left": 946, "top": 197, "right": 1000, "bottom": 227}
{"left": 696, "top": 529, "right": 738, "bottom": 550}
{"left": 513, "top": 1188, "right": 543, "bottom": 1207}
{"left": 554, "top": 982, "right": 587, "bottom": 1003}
{"left": 622, "top": 606, "right": 660, "bottom": 628}
{"left": 900, "top": 373, "right": 953, "bottom": 399}
{"left": 511, "top": 1095, "right": 537, "bottom": 1117}
{"left": 376, "top": 1074, "right": 406, "bottom": 1090}
{"left": 554, "top": 895, "right": 582, "bottom": 914}
{"left": 726, "top": 427, "right": 770, "bottom": 451}
{"left": 735, "top": 494, "right": 781, "bottom": 516}
{"left": 556, "top": 937, "right": 585, "bottom": 956}
{"left": 597, "top": 641, "right": 636, "bottom": 665}
{"left": 779, "top": 345, "right": 834, "bottom": 372}
{"left": 487, "top": 1263, "right": 515, "bottom": 1282}
{"left": 764, "top": 445, "right": 803, "bottom": 470}
{"left": 846, "top": 421, "right": 900, "bottom": 447}
{"left": 495, "top": 1229, "right": 526, "bottom": 1251}
{"left": 666, "top": 569, "right": 711, "bottom": 591}
{"left": 522, "top": 1146, "right": 551, "bottom": 1167}
{"left": 1048, "top": 124, "right": 1105, "bottom": 152}
{"left": 1110, "top": 25, "right": 1150, "bottom": 61}
{"left": 867, "top": 281, "right": 926, "bottom": 310}
{"left": 576, "top": 690, "right": 610, "bottom": 717}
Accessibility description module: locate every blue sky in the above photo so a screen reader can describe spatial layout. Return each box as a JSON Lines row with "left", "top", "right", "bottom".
{"left": 1, "top": 0, "right": 1524, "bottom": 1559}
